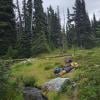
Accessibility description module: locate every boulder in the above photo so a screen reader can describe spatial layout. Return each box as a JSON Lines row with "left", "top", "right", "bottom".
{"left": 42, "top": 78, "right": 71, "bottom": 92}
{"left": 23, "top": 87, "right": 48, "bottom": 100}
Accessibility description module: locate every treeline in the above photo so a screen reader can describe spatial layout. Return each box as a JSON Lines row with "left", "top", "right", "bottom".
{"left": 66, "top": 0, "right": 100, "bottom": 49}
{"left": 0, "top": 0, "right": 100, "bottom": 59}
{"left": 0, "top": 0, "right": 62, "bottom": 58}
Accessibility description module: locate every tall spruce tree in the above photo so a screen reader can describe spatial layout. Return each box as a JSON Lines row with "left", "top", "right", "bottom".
{"left": 73, "top": 0, "right": 93, "bottom": 48}
{"left": 47, "top": 6, "right": 55, "bottom": 48}
{"left": 96, "top": 21, "right": 100, "bottom": 39}
{"left": 53, "top": 12, "right": 61, "bottom": 47}
{"left": 16, "top": 0, "right": 23, "bottom": 38}
{"left": 32, "top": 0, "right": 50, "bottom": 55}
{"left": 47, "top": 6, "right": 61, "bottom": 48}
{"left": 96, "top": 26, "right": 100, "bottom": 46}
{"left": 17, "top": 0, "right": 32, "bottom": 58}
{"left": 92, "top": 13, "right": 97, "bottom": 37}
{"left": 26, "top": 0, "right": 33, "bottom": 40}
{"left": 56, "top": 6, "right": 62, "bottom": 47}
{"left": 0, "top": 0, "right": 17, "bottom": 56}
{"left": 66, "top": 8, "right": 73, "bottom": 47}
{"left": 62, "top": 25, "right": 67, "bottom": 52}
{"left": 66, "top": 8, "right": 76, "bottom": 48}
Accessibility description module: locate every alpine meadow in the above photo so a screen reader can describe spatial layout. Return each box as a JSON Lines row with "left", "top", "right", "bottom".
{"left": 0, "top": 0, "right": 100, "bottom": 100}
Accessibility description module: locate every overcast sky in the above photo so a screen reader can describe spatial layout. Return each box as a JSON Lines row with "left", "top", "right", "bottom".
{"left": 14, "top": 0, "right": 100, "bottom": 25}
{"left": 43, "top": 0, "right": 100, "bottom": 24}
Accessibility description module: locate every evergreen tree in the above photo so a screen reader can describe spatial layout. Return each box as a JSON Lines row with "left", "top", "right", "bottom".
{"left": 91, "top": 20, "right": 100, "bottom": 46}
{"left": 92, "top": 13, "right": 97, "bottom": 37}
{"left": 95, "top": 23, "right": 100, "bottom": 46}
{"left": 32, "top": 0, "right": 50, "bottom": 55}
{"left": 56, "top": 6, "right": 62, "bottom": 47}
{"left": 53, "top": 12, "right": 62, "bottom": 47}
{"left": 66, "top": 8, "right": 76, "bottom": 48}
{"left": 47, "top": 6, "right": 55, "bottom": 48}
{"left": 26, "top": 0, "right": 33, "bottom": 40}
{"left": 16, "top": 0, "right": 23, "bottom": 38}
{"left": 62, "top": 25, "right": 67, "bottom": 52}
{"left": 17, "top": 32, "right": 32, "bottom": 58}
{"left": 22, "top": 0, "right": 26, "bottom": 32}
{"left": 17, "top": 0, "right": 32, "bottom": 58}
{"left": 0, "top": 0, "right": 17, "bottom": 55}
{"left": 96, "top": 21, "right": 100, "bottom": 39}
{"left": 73, "top": 0, "right": 94, "bottom": 48}
{"left": 66, "top": 25, "right": 76, "bottom": 48}
{"left": 66, "top": 8, "right": 73, "bottom": 47}
{"left": 47, "top": 6, "right": 61, "bottom": 48}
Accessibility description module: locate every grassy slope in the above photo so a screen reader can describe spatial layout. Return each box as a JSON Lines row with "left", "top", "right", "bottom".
{"left": 10, "top": 48, "right": 100, "bottom": 100}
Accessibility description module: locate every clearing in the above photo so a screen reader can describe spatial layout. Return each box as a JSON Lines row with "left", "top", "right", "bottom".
{"left": 10, "top": 48, "right": 100, "bottom": 100}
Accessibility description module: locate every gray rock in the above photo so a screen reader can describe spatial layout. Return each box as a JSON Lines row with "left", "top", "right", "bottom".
{"left": 23, "top": 87, "right": 48, "bottom": 100}
{"left": 42, "top": 78, "right": 71, "bottom": 92}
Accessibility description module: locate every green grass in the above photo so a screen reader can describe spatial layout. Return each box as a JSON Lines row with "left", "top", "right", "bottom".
{"left": 10, "top": 48, "right": 100, "bottom": 100}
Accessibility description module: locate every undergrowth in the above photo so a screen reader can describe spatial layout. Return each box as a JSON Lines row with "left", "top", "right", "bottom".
{"left": 9, "top": 48, "right": 100, "bottom": 100}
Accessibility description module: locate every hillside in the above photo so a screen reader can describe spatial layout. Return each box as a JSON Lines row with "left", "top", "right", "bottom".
{"left": 10, "top": 48, "right": 100, "bottom": 100}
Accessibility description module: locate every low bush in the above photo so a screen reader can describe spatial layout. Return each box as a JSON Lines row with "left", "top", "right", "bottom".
{"left": 44, "top": 63, "right": 55, "bottom": 70}
{"left": 23, "top": 76, "right": 37, "bottom": 87}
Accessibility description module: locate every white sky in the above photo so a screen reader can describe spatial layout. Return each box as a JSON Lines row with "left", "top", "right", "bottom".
{"left": 14, "top": 0, "right": 100, "bottom": 25}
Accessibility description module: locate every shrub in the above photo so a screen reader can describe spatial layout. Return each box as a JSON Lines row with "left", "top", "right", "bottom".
{"left": 0, "top": 61, "right": 9, "bottom": 99}
{"left": 23, "top": 76, "right": 37, "bottom": 87}
{"left": 6, "top": 46, "right": 18, "bottom": 59}
{"left": 44, "top": 63, "right": 55, "bottom": 71}
{"left": 53, "top": 94, "right": 60, "bottom": 100}
{"left": 74, "top": 64, "right": 100, "bottom": 100}
{"left": 61, "top": 80, "right": 73, "bottom": 96}
{"left": 25, "top": 62, "right": 32, "bottom": 66}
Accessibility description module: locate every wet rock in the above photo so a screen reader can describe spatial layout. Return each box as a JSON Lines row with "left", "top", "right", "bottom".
{"left": 23, "top": 87, "right": 48, "bottom": 100}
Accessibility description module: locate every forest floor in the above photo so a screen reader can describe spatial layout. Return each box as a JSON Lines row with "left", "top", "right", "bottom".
{"left": 10, "top": 48, "right": 100, "bottom": 100}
